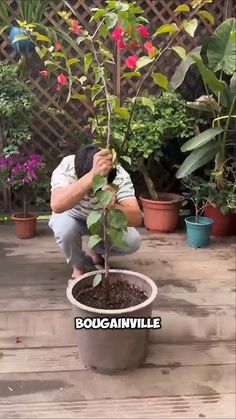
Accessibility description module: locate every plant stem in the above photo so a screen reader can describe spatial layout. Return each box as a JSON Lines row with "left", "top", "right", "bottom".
{"left": 23, "top": 185, "right": 28, "bottom": 218}
{"left": 103, "top": 209, "right": 110, "bottom": 301}
{"left": 141, "top": 166, "right": 158, "bottom": 200}
{"left": 222, "top": 94, "right": 236, "bottom": 160}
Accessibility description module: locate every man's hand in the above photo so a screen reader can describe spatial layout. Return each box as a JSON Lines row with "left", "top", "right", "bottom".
{"left": 91, "top": 149, "right": 113, "bottom": 177}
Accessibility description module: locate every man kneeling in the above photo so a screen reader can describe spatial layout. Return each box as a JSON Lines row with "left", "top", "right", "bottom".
{"left": 49, "top": 145, "right": 142, "bottom": 280}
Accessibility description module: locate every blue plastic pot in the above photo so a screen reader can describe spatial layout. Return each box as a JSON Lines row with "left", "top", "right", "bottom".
{"left": 9, "top": 26, "right": 34, "bottom": 54}
{"left": 185, "top": 216, "right": 214, "bottom": 248}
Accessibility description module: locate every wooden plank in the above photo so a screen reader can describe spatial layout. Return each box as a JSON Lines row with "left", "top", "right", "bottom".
{"left": 0, "top": 307, "right": 235, "bottom": 349}
{"left": 0, "top": 393, "right": 235, "bottom": 419}
{"left": 0, "top": 365, "right": 234, "bottom": 403}
{"left": 0, "top": 284, "right": 234, "bottom": 312}
{"left": 0, "top": 342, "right": 235, "bottom": 374}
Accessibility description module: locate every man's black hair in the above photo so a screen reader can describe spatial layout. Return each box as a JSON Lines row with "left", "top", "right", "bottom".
{"left": 74, "top": 144, "right": 117, "bottom": 184}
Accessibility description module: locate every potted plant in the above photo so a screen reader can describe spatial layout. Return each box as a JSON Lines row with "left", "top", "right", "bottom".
{"left": 0, "top": 149, "right": 46, "bottom": 239}
{"left": 113, "top": 91, "right": 197, "bottom": 232}
{"left": 172, "top": 18, "right": 236, "bottom": 235}
{"left": 0, "top": 0, "right": 49, "bottom": 54}
{"left": 32, "top": 0, "right": 213, "bottom": 372}
{"left": 182, "top": 176, "right": 214, "bottom": 248}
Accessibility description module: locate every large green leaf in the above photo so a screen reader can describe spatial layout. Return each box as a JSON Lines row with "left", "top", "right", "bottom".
{"left": 190, "top": 55, "right": 227, "bottom": 97}
{"left": 136, "top": 56, "right": 154, "bottom": 70}
{"left": 176, "top": 141, "right": 220, "bottom": 178}
{"left": 84, "top": 52, "right": 93, "bottom": 74}
{"left": 170, "top": 46, "right": 201, "bottom": 90}
{"left": 152, "top": 73, "right": 169, "bottom": 90}
{"left": 92, "top": 175, "right": 107, "bottom": 193}
{"left": 181, "top": 127, "right": 223, "bottom": 152}
{"left": 0, "top": 1, "right": 10, "bottom": 23}
{"left": 93, "top": 273, "right": 102, "bottom": 287}
{"left": 87, "top": 211, "right": 103, "bottom": 229}
{"left": 207, "top": 18, "right": 236, "bottom": 75}
{"left": 107, "top": 227, "right": 127, "bottom": 249}
{"left": 107, "top": 209, "right": 127, "bottom": 231}
{"left": 96, "top": 190, "right": 113, "bottom": 208}
{"left": 183, "top": 19, "right": 198, "bottom": 37}
{"left": 88, "top": 235, "right": 102, "bottom": 249}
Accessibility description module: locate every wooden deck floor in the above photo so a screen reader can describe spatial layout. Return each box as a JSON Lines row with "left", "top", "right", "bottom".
{"left": 0, "top": 222, "right": 235, "bottom": 418}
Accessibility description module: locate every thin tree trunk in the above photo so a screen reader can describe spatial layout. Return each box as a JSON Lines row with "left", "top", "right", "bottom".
{"left": 103, "top": 210, "right": 110, "bottom": 302}
{"left": 23, "top": 185, "right": 28, "bottom": 218}
{"left": 141, "top": 166, "right": 158, "bottom": 200}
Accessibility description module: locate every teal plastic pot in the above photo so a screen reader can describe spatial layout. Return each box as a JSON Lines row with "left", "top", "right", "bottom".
{"left": 185, "top": 216, "right": 214, "bottom": 248}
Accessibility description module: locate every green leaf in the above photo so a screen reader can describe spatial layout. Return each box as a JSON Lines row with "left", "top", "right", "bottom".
{"left": 107, "top": 208, "right": 127, "bottom": 231}
{"left": 91, "top": 85, "right": 103, "bottom": 101}
{"left": 94, "top": 98, "right": 106, "bottom": 107}
{"left": 96, "top": 190, "right": 113, "bottom": 208}
{"left": 170, "top": 46, "right": 201, "bottom": 90}
{"left": 99, "top": 23, "right": 109, "bottom": 38}
{"left": 12, "top": 34, "right": 29, "bottom": 43}
{"left": 87, "top": 211, "right": 103, "bottom": 229}
{"left": 32, "top": 32, "right": 50, "bottom": 42}
{"left": 91, "top": 8, "right": 106, "bottom": 22}
{"left": 220, "top": 205, "right": 230, "bottom": 215}
{"left": 140, "top": 97, "right": 155, "bottom": 112}
{"left": 207, "top": 18, "right": 236, "bottom": 75}
{"left": 172, "top": 46, "right": 186, "bottom": 60}
{"left": 78, "top": 76, "right": 87, "bottom": 85}
{"left": 176, "top": 142, "right": 220, "bottom": 178}
{"left": 114, "top": 106, "right": 130, "bottom": 119}
{"left": 0, "top": 1, "right": 10, "bottom": 23}
{"left": 93, "top": 273, "right": 102, "bottom": 287}
{"left": 94, "top": 66, "right": 104, "bottom": 83}
{"left": 152, "top": 73, "right": 169, "bottom": 90}
{"left": 181, "top": 128, "right": 223, "bottom": 152}
{"left": 67, "top": 58, "right": 80, "bottom": 66}
{"left": 106, "top": 12, "right": 118, "bottom": 29}
{"left": 174, "top": 5, "right": 190, "bottom": 12}
{"left": 84, "top": 52, "right": 93, "bottom": 74}
{"left": 92, "top": 175, "right": 107, "bottom": 193}
{"left": 190, "top": 55, "right": 227, "bottom": 96}
{"left": 71, "top": 93, "right": 87, "bottom": 100}
{"left": 35, "top": 46, "right": 48, "bottom": 59}
{"left": 183, "top": 19, "right": 198, "bottom": 37}
{"left": 99, "top": 44, "right": 114, "bottom": 60}
{"left": 199, "top": 10, "right": 215, "bottom": 25}
{"left": 0, "top": 24, "right": 9, "bottom": 35}
{"left": 88, "top": 235, "right": 102, "bottom": 249}
{"left": 121, "top": 156, "right": 131, "bottom": 165}
{"left": 107, "top": 227, "right": 127, "bottom": 249}
{"left": 121, "top": 71, "right": 141, "bottom": 78}
{"left": 136, "top": 56, "right": 154, "bottom": 70}
{"left": 154, "top": 23, "right": 178, "bottom": 36}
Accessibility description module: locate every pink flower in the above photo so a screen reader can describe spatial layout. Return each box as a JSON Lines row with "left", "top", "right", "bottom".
{"left": 56, "top": 84, "right": 62, "bottom": 91}
{"left": 117, "top": 39, "right": 126, "bottom": 50}
{"left": 57, "top": 73, "right": 68, "bottom": 85}
{"left": 126, "top": 54, "right": 139, "bottom": 69}
{"left": 55, "top": 43, "right": 62, "bottom": 51}
{"left": 70, "top": 19, "right": 82, "bottom": 35}
{"left": 112, "top": 25, "right": 124, "bottom": 40}
{"left": 144, "top": 40, "right": 156, "bottom": 57}
{"left": 39, "top": 70, "right": 48, "bottom": 78}
{"left": 137, "top": 25, "right": 150, "bottom": 38}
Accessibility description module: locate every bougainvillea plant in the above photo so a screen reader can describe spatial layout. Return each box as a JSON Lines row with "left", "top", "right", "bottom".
{"left": 17, "top": 0, "right": 215, "bottom": 291}
{"left": 0, "top": 150, "right": 46, "bottom": 218}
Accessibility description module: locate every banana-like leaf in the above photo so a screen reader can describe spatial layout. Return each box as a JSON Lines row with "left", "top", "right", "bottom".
{"left": 176, "top": 141, "right": 220, "bottom": 179}
{"left": 181, "top": 127, "right": 223, "bottom": 152}
{"left": 207, "top": 18, "right": 236, "bottom": 75}
{"left": 186, "top": 95, "right": 221, "bottom": 113}
{"left": 0, "top": 1, "right": 10, "bottom": 23}
{"left": 170, "top": 46, "right": 201, "bottom": 90}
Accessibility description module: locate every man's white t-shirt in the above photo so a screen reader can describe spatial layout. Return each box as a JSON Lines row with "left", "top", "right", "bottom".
{"left": 50, "top": 155, "right": 135, "bottom": 219}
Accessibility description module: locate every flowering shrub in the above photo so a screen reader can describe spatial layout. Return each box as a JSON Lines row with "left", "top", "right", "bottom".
{"left": 0, "top": 150, "right": 47, "bottom": 217}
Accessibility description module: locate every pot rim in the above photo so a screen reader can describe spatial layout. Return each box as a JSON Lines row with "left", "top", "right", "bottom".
{"left": 12, "top": 213, "right": 37, "bottom": 221}
{"left": 66, "top": 269, "right": 158, "bottom": 315}
{"left": 140, "top": 193, "right": 183, "bottom": 205}
{"left": 185, "top": 216, "right": 214, "bottom": 226}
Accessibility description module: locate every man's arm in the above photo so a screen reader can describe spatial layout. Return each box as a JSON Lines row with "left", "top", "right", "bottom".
{"left": 51, "top": 149, "right": 112, "bottom": 213}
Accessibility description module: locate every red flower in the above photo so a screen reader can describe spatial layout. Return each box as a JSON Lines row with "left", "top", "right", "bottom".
{"left": 137, "top": 25, "right": 150, "bottom": 38}
{"left": 57, "top": 73, "right": 68, "bottom": 85}
{"left": 144, "top": 40, "right": 156, "bottom": 57}
{"left": 112, "top": 25, "right": 124, "bottom": 40}
{"left": 16, "top": 337, "right": 22, "bottom": 344}
{"left": 55, "top": 43, "right": 62, "bottom": 51}
{"left": 70, "top": 19, "right": 82, "bottom": 35}
{"left": 56, "top": 84, "right": 62, "bottom": 91}
{"left": 39, "top": 70, "right": 48, "bottom": 78}
{"left": 126, "top": 54, "right": 139, "bottom": 69}
{"left": 117, "top": 39, "right": 126, "bottom": 50}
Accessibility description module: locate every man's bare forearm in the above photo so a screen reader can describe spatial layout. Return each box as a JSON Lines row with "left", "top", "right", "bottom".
{"left": 51, "top": 171, "right": 94, "bottom": 213}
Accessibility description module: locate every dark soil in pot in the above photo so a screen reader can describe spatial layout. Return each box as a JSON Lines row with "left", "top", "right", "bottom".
{"left": 76, "top": 279, "right": 148, "bottom": 310}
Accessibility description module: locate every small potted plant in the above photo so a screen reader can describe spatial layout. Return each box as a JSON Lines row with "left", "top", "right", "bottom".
{"left": 31, "top": 0, "right": 213, "bottom": 372}
{"left": 0, "top": 149, "right": 46, "bottom": 239}
{"left": 113, "top": 91, "right": 197, "bottom": 233}
{"left": 182, "top": 176, "right": 214, "bottom": 248}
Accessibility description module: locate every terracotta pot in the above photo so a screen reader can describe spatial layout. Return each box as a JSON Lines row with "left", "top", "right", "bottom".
{"left": 67, "top": 269, "right": 158, "bottom": 374}
{"left": 204, "top": 204, "right": 234, "bottom": 236}
{"left": 12, "top": 213, "right": 37, "bottom": 239}
{"left": 140, "top": 193, "right": 182, "bottom": 233}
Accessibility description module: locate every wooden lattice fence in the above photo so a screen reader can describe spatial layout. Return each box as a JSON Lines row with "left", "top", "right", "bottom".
{"left": 0, "top": 0, "right": 235, "bottom": 212}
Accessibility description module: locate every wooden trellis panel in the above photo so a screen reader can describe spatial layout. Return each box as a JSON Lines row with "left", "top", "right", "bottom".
{"left": 0, "top": 0, "right": 235, "bottom": 212}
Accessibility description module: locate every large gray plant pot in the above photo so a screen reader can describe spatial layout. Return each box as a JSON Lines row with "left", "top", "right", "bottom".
{"left": 66, "top": 269, "right": 158, "bottom": 374}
